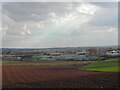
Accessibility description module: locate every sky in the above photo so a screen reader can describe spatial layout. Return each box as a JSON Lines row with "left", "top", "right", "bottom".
{"left": 1, "top": 2, "right": 118, "bottom": 48}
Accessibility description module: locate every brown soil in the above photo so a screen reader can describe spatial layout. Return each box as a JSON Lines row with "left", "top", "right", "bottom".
{"left": 2, "top": 65, "right": 119, "bottom": 88}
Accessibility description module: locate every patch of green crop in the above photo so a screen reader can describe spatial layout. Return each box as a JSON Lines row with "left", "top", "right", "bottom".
{"left": 80, "top": 58, "right": 120, "bottom": 72}
{"left": 2, "top": 61, "right": 16, "bottom": 64}
{"left": 49, "top": 53, "right": 63, "bottom": 55}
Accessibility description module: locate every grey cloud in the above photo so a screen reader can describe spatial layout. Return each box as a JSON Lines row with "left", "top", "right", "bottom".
{"left": 90, "top": 2, "right": 118, "bottom": 8}
{"left": 3, "top": 2, "right": 79, "bottom": 22}
{"left": 89, "top": 2, "right": 118, "bottom": 26}
{"left": 89, "top": 7, "right": 117, "bottom": 27}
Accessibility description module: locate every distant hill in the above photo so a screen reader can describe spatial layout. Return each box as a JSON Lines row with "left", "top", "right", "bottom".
{"left": 2, "top": 45, "right": 119, "bottom": 52}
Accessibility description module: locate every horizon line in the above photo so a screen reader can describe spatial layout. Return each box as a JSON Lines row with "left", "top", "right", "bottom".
{"left": 1, "top": 45, "right": 119, "bottom": 49}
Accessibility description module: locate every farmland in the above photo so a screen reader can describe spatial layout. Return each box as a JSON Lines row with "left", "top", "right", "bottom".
{"left": 2, "top": 61, "right": 91, "bottom": 66}
{"left": 80, "top": 58, "right": 120, "bottom": 72}
{"left": 2, "top": 60, "right": 119, "bottom": 88}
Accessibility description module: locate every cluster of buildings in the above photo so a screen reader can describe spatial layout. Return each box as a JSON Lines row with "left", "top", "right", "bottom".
{"left": 1, "top": 48, "right": 120, "bottom": 61}
{"left": 31, "top": 51, "right": 99, "bottom": 61}
{"left": 106, "top": 50, "right": 120, "bottom": 56}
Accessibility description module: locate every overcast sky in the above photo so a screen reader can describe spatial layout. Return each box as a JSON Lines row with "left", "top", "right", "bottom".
{"left": 1, "top": 2, "right": 118, "bottom": 48}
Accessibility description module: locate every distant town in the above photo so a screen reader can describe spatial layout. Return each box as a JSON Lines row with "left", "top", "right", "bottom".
{"left": 1, "top": 46, "right": 120, "bottom": 61}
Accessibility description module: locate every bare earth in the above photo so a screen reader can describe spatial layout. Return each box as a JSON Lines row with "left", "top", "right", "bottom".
{"left": 2, "top": 65, "right": 119, "bottom": 88}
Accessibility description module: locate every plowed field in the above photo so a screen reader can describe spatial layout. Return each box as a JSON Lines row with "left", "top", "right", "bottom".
{"left": 2, "top": 65, "right": 119, "bottom": 88}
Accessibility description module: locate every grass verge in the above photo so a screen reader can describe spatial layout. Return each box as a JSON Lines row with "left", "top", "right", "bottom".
{"left": 2, "top": 61, "right": 91, "bottom": 66}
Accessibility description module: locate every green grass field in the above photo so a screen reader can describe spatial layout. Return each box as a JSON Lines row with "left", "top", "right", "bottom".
{"left": 80, "top": 58, "right": 120, "bottom": 72}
